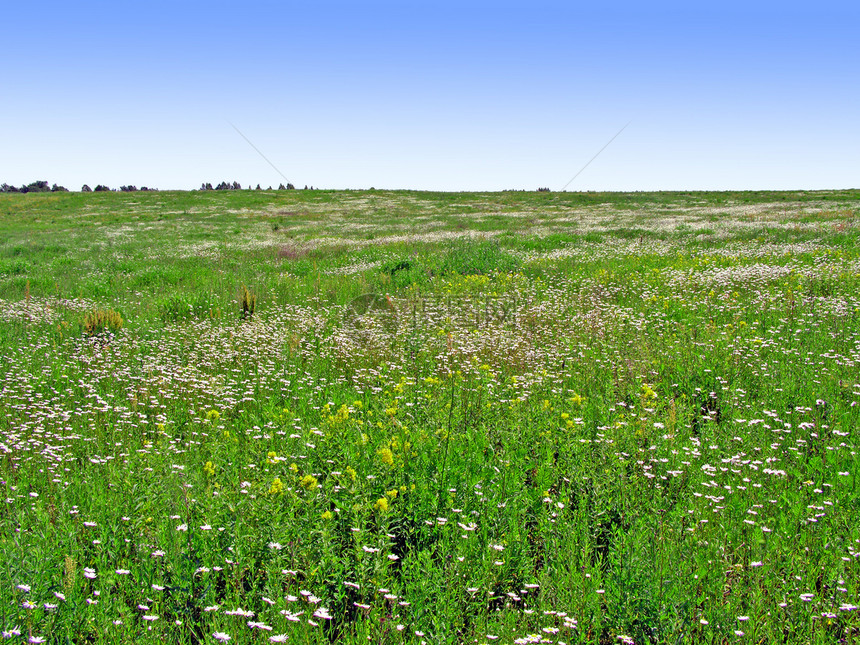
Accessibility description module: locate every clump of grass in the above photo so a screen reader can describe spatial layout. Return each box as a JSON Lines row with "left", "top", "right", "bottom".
{"left": 82, "top": 307, "right": 123, "bottom": 336}
{"left": 437, "top": 239, "right": 520, "bottom": 275}
{"left": 277, "top": 244, "right": 308, "bottom": 260}
{"left": 240, "top": 285, "right": 256, "bottom": 320}
{"left": 159, "top": 293, "right": 221, "bottom": 322}
{"left": 381, "top": 257, "right": 425, "bottom": 287}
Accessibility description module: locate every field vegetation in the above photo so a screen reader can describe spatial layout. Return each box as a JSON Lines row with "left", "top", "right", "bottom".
{"left": 1, "top": 188, "right": 859, "bottom": 644}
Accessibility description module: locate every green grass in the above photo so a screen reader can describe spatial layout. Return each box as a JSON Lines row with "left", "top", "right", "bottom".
{"left": 0, "top": 189, "right": 859, "bottom": 644}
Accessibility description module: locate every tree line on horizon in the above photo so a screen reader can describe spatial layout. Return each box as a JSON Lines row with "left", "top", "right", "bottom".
{"left": 0, "top": 180, "right": 317, "bottom": 193}
{"left": 199, "top": 182, "right": 314, "bottom": 191}
{"left": 0, "top": 181, "right": 158, "bottom": 193}
{"left": 1, "top": 180, "right": 70, "bottom": 193}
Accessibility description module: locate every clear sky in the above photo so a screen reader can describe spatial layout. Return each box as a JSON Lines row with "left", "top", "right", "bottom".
{"left": 2, "top": 0, "right": 858, "bottom": 191}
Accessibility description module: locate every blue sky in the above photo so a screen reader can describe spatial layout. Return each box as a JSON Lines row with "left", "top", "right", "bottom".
{"left": 2, "top": 1, "right": 858, "bottom": 191}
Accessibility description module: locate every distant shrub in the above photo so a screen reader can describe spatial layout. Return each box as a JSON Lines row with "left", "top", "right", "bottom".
{"left": 0, "top": 183, "right": 19, "bottom": 193}
{"left": 119, "top": 185, "right": 137, "bottom": 192}
{"left": 93, "top": 185, "right": 111, "bottom": 192}
{"left": 51, "top": 184, "right": 69, "bottom": 192}
{"left": 81, "top": 184, "right": 92, "bottom": 192}
{"left": 82, "top": 308, "right": 123, "bottom": 337}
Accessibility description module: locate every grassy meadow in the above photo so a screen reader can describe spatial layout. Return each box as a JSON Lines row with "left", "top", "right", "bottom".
{"left": 1, "top": 188, "right": 859, "bottom": 644}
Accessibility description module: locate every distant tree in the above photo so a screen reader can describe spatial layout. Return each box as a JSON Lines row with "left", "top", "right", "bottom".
{"left": 0, "top": 183, "right": 20, "bottom": 193}
{"left": 94, "top": 185, "right": 111, "bottom": 192}
{"left": 213, "top": 181, "right": 243, "bottom": 191}
{"left": 22, "top": 180, "right": 51, "bottom": 193}
{"left": 51, "top": 183, "right": 69, "bottom": 192}
{"left": 119, "top": 185, "right": 137, "bottom": 192}
{"left": 81, "top": 184, "right": 92, "bottom": 192}
{"left": 255, "top": 184, "right": 262, "bottom": 190}
{"left": 140, "top": 186, "right": 157, "bottom": 192}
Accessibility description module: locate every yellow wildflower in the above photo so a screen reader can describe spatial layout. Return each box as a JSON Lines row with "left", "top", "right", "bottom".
{"left": 333, "top": 404, "right": 349, "bottom": 423}
{"left": 300, "top": 474, "right": 318, "bottom": 490}
{"left": 268, "top": 478, "right": 285, "bottom": 495}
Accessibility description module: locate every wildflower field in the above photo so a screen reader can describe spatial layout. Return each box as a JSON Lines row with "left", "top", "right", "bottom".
{"left": 1, "top": 188, "right": 859, "bottom": 644}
